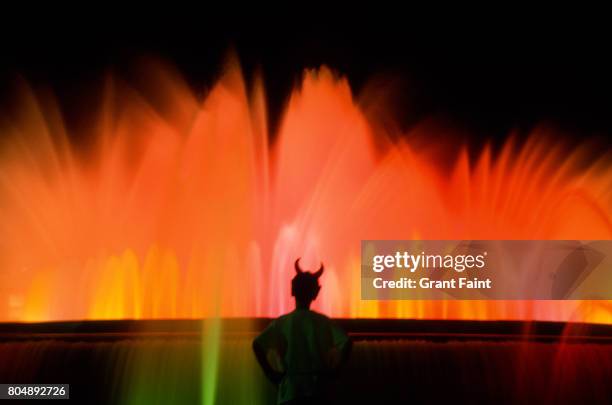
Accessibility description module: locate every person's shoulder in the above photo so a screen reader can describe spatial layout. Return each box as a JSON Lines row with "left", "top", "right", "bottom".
{"left": 273, "top": 312, "right": 295, "bottom": 325}
{"left": 257, "top": 313, "right": 289, "bottom": 336}
{"left": 308, "top": 309, "right": 333, "bottom": 322}
{"left": 309, "top": 310, "right": 348, "bottom": 335}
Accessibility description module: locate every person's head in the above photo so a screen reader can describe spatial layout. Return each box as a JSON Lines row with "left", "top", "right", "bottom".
{"left": 291, "top": 258, "right": 324, "bottom": 308}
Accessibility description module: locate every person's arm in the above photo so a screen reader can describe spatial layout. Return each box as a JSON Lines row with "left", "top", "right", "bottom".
{"left": 327, "top": 323, "right": 352, "bottom": 372}
{"left": 337, "top": 334, "right": 352, "bottom": 368}
{"left": 252, "top": 322, "right": 285, "bottom": 384}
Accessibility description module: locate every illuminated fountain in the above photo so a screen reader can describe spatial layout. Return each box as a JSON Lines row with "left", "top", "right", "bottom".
{"left": 0, "top": 60, "right": 610, "bottom": 323}
{"left": 0, "top": 59, "right": 611, "bottom": 404}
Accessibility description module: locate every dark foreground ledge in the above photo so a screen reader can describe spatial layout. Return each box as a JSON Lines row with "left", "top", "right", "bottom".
{"left": 1, "top": 318, "right": 611, "bottom": 343}
{"left": 1, "top": 319, "right": 612, "bottom": 404}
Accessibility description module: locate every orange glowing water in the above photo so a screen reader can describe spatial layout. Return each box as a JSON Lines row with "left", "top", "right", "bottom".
{"left": 0, "top": 61, "right": 611, "bottom": 323}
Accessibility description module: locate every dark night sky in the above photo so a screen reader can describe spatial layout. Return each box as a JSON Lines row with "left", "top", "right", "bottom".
{"left": 1, "top": 12, "right": 611, "bottom": 150}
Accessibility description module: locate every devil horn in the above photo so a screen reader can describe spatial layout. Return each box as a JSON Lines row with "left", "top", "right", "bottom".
{"left": 314, "top": 263, "right": 324, "bottom": 278}
{"left": 294, "top": 258, "right": 303, "bottom": 274}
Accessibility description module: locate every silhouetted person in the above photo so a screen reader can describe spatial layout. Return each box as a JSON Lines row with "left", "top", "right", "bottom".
{"left": 253, "top": 258, "right": 351, "bottom": 405}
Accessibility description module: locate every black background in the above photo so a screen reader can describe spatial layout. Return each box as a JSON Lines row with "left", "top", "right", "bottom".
{"left": 1, "top": 11, "right": 611, "bottom": 150}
